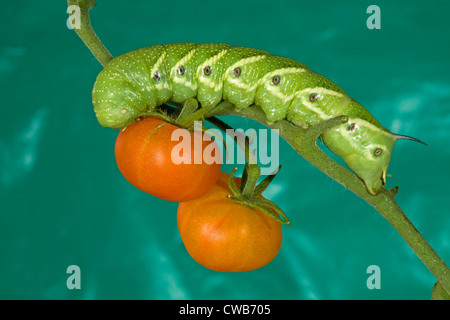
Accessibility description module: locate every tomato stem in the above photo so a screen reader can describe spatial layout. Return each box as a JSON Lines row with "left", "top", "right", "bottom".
{"left": 67, "top": 0, "right": 113, "bottom": 67}
{"left": 212, "top": 120, "right": 290, "bottom": 225}
{"left": 227, "top": 167, "right": 241, "bottom": 197}
{"left": 207, "top": 116, "right": 268, "bottom": 201}
{"left": 239, "top": 137, "right": 261, "bottom": 199}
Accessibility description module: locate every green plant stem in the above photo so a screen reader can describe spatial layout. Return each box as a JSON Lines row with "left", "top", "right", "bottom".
{"left": 207, "top": 101, "right": 450, "bottom": 295}
{"left": 206, "top": 116, "right": 261, "bottom": 198}
{"left": 67, "top": 0, "right": 113, "bottom": 67}
{"left": 206, "top": 116, "right": 290, "bottom": 224}
{"left": 239, "top": 142, "right": 261, "bottom": 199}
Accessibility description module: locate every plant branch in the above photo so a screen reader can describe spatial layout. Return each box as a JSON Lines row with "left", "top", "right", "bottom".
{"left": 207, "top": 116, "right": 261, "bottom": 198}
{"left": 207, "top": 101, "right": 450, "bottom": 296}
{"left": 67, "top": 0, "right": 113, "bottom": 66}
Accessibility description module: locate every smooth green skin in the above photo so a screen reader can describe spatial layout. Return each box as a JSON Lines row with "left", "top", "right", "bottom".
{"left": 92, "top": 42, "right": 396, "bottom": 195}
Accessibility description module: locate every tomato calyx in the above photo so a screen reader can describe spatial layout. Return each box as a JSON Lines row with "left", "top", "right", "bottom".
{"left": 202, "top": 115, "right": 291, "bottom": 225}
{"left": 227, "top": 167, "right": 291, "bottom": 225}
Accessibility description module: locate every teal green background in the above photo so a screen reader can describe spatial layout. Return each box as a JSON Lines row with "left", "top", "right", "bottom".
{"left": 1, "top": 0, "right": 449, "bottom": 299}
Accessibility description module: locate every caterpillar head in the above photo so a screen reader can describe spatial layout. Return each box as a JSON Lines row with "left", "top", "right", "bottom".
{"left": 321, "top": 118, "right": 425, "bottom": 195}
{"left": 340, "top": 129, "right": 396, "bottom": 196}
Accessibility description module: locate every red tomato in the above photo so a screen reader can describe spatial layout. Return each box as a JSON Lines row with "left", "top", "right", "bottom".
{"left": 177, "top": 172, "right": 283, "bottom": 272}
{"left": 115, "top": 116, "right": 221, "bottom": 202}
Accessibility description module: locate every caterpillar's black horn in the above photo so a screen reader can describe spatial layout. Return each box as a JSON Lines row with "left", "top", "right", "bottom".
{"left": 394, "top": 134, "right": 427, "bottom": 146}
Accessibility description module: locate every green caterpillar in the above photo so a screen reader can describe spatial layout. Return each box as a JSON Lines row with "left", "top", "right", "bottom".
{"left": 92, "top": 42, "right": 424, "bottom": 195}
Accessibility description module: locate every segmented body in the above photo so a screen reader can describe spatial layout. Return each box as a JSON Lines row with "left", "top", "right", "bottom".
{"left": 93, "top": 43, "right": 380, "bottom": 129}
{"left": 93, "top": 42, "right": 397, "bottom": 194}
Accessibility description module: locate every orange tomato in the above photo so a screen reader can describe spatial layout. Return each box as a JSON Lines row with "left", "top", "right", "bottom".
{"left": 115, "top": 116, "right": 221, "bottom": 202}
{"left": 177, "top": 172, "right": 283, "bottom": 272}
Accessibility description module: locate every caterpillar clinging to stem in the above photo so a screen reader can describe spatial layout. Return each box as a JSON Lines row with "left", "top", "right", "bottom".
{"left": 92, "top": 42, "right": 426, "bottom": 195}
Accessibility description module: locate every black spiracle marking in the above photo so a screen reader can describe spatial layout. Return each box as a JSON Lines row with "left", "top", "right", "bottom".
{"left": 272, "top": 76, "right": 280, "bottom": 85}
{"left": 374, "top": 148, "right": 383, "bottom": 157}
{"left": 348, "top": 123, "right": 357, "bottom": 132}
{"left": 310, "top": 93, "right": 318, "bottom": 102}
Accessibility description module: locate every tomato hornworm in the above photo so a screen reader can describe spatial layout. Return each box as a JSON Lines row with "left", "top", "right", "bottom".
{"left": 92, "top": 42, "right": 425, "bottom": 195}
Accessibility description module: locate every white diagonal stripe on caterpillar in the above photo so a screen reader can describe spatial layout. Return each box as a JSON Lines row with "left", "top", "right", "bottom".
{"left": 351, "top": 118, "right": 392, "bottom": 138}
{"left": 168, "top": 48, "right": 198, "bottom": 90}
{"left": 257, "top": 67, "right": 306, "bottom": 86}
{"left": 196, "top": 49, "right": 229, "bottom": 89}
{"left": 258, "top": 68, "right": 309, "bottom": 101}
{"left": 169, "top": 47, "right": 198, "bottom": 90}
{"left": 223, "top": 55, "right": 267, "bottom": 82}
{"left": 300, "top": 97, "right": 329, "bottom": 119}
{"left": 198, "top": 49, "right": 229, "bottom": 72}
{"left": 171, "top": 48, "right": 197, "bottom": 74}
{"left": 226, "top": 78, "right": 259, "bottom": 91}
{"left": 172, "top": 77, "right": 197, "bottom": 90}
{"left": 295, "top": 87, "right": 345, "bottom": 98}
{"left": 154, "top": 82, "right": 171, "bottom": 90}
{"left": 339, "top": 125, "right": 391, "bottom": 159}
{"left": 150, "top": 51, "right": 167, "bottom": 77}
